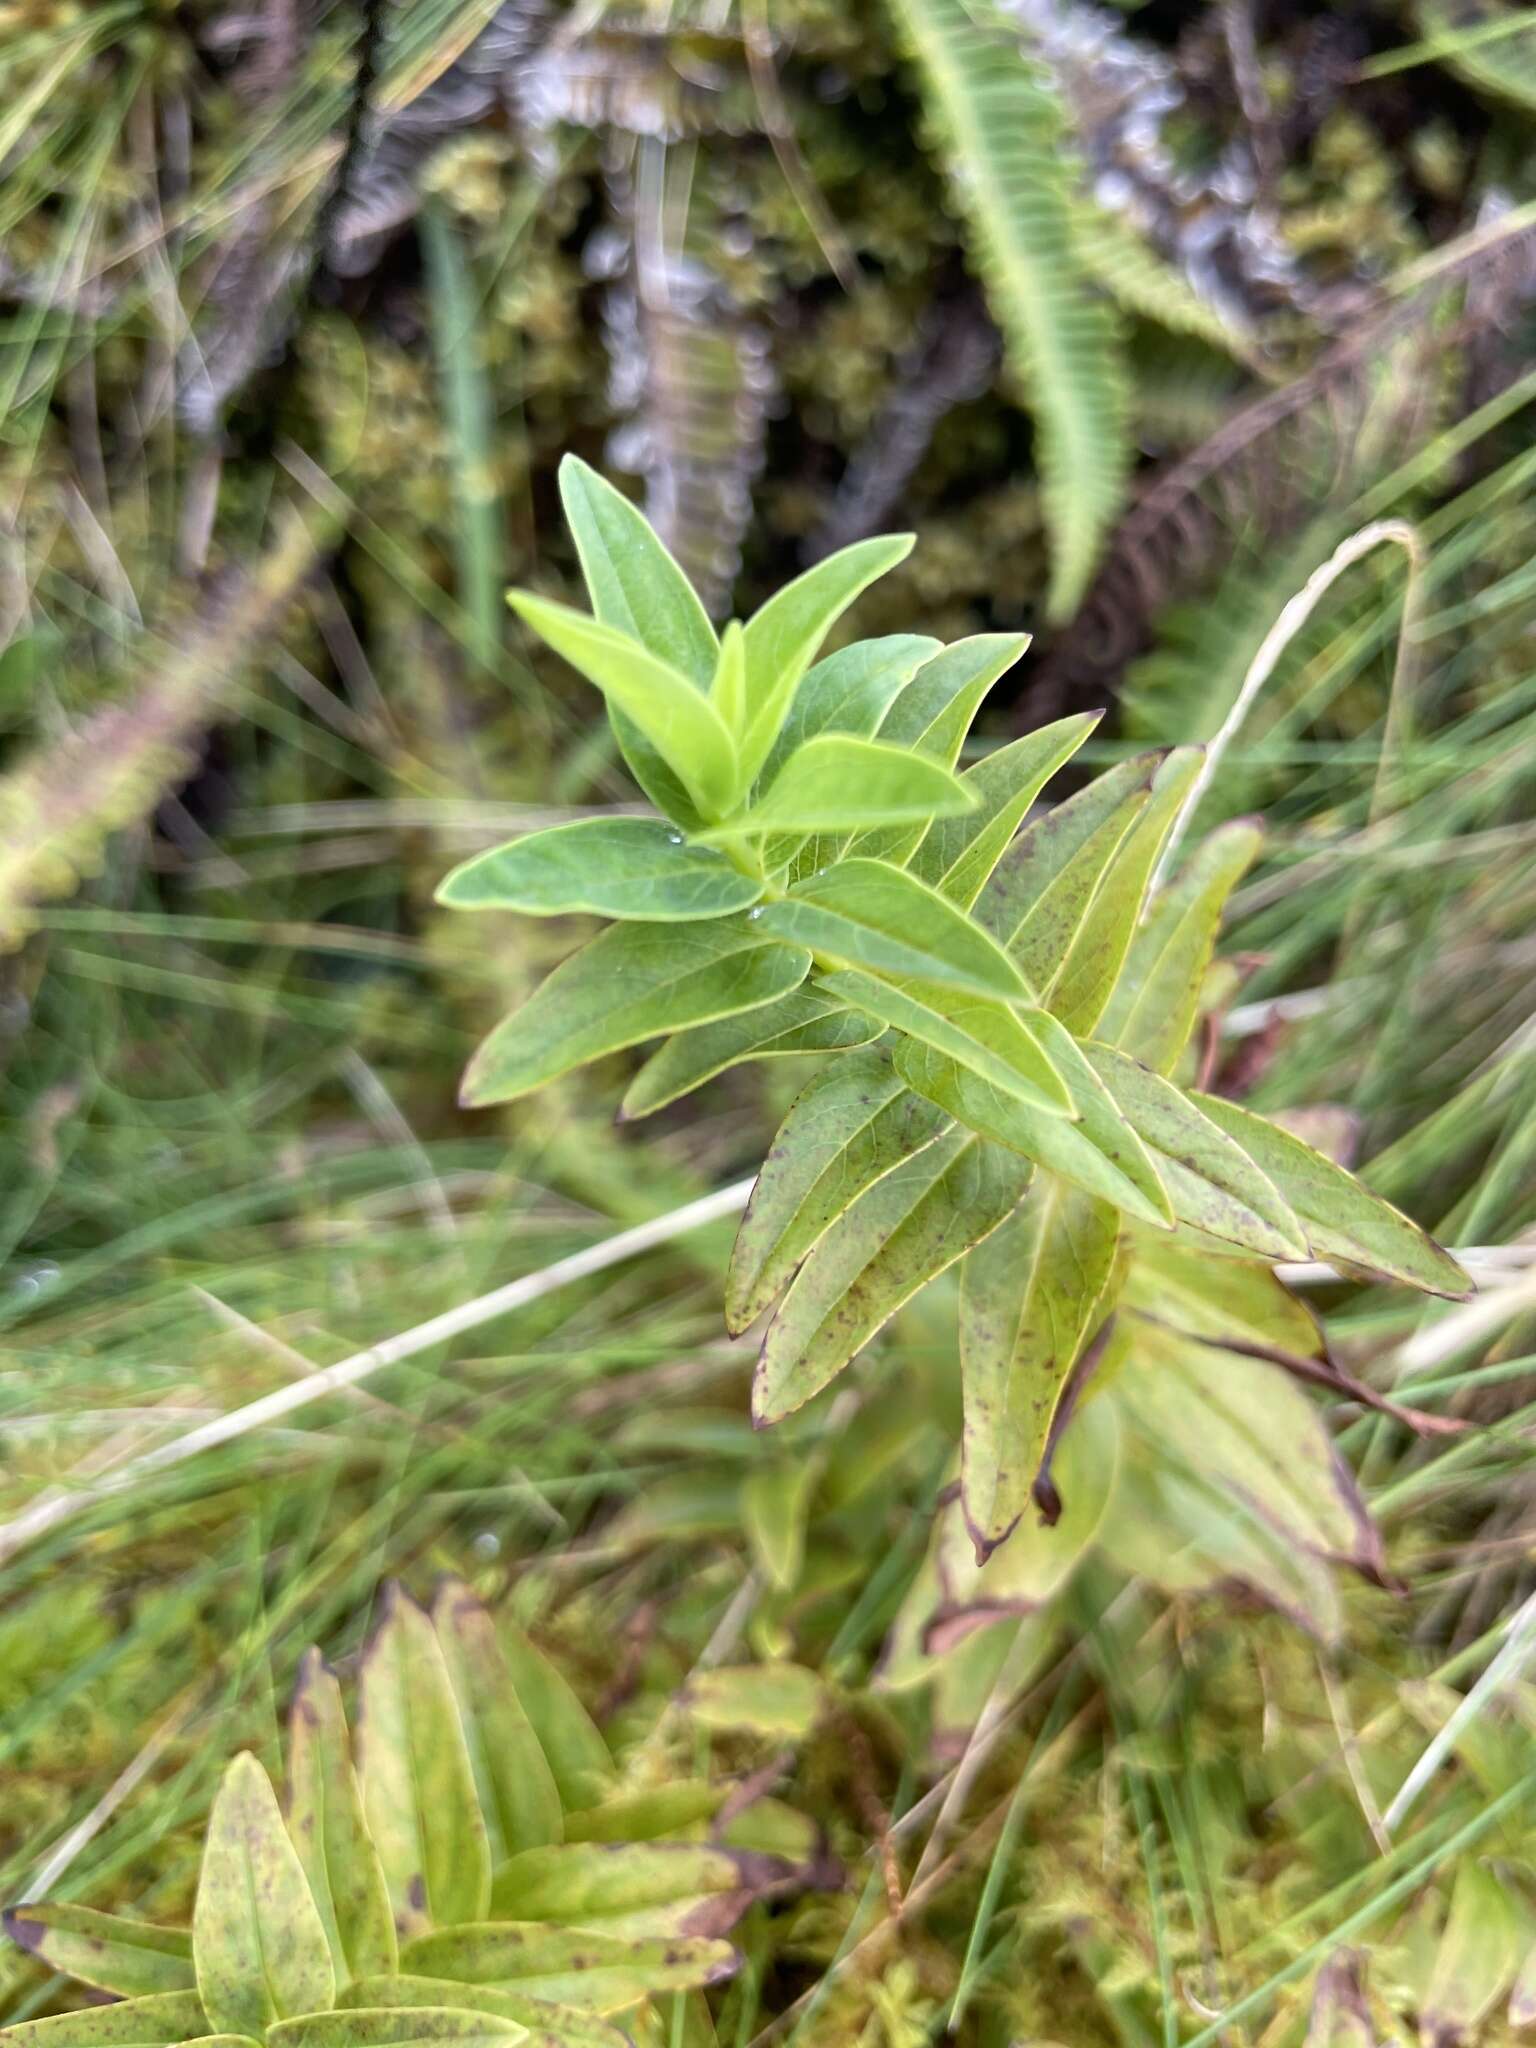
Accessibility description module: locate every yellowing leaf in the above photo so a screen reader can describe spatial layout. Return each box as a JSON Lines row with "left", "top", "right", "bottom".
{"left": 683, "top": 1664, "right": 826, "bottom": 1738}
{"left": 287, "top": 1651, "right": 397, "bottom": 1988}
{"left": 1, "top": 1908, "right": 193, "bottom": 2000}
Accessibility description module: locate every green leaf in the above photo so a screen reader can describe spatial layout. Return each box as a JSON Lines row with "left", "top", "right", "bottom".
{"left": 392, "top": 1926, "right": 736, "bottom": 2013}
{"left": 853, "top": 634, "right": 1032, "bottom": 865}
{"left": 1121, "top": 1238, "right": 1320, "bottom": 1355}
{"left": 558, "top": 456, "right": 717, "bottom": 685}
{"left": 1086, "top": 1046, "right": 1307, "bottom": 1259}
{"left": 0, "top": 1908, "right": 193, "bottom": 1999}
{"left": 754, "top": 1127, "right": 1032, "bottom": 1423}
{"left": 682, "top": 1664, "right": 826, "bottom": 1739}
{"left": 341, "top": 1984, "right": 626, "bottom": 2048}
{"left": 193, "top": 1753, "right": 335, "bottom": 2038}
{"left": 487, "top": 1844, "right": 790, "bottom": 1941}
{"left": 756, "top": 859, "right": 1028, "bottom": 999}
{"left": 619, "top": 989, "right": 878, "bottom": 1120}
{"left": 356, "top": 1584, "right": 491, "bottom": 1940}
{"left": 977, "top": 752, "right": 1159, "bottom": 961}
{"left": 959, "top": 1179, "right": 1120, "bottom": 1555}
{"left": 562, "top": 1784, "right": 725, "bottom": 1845}
{"left": 709, "top": 620, "right": 747, "bottom": 734}
{"left": 889, "top": 0, "right": 1128, "bottom": 618}
{"left": 495, "top": 1628, "right": 614, "bottom": 1812}
{"left": 909, "top": 712, "right": 1101, "bottom": 908}
{"left": 436, "top": 820, "right": 763, "bottom": 922}
{"left": 704, "top": 736, "right": 974, "bottom": 842}
{"left": 508, "top": 594, "right": 736, "bottom": 820}
{"left": 460, "top": 919, "right": 811, "bottom": 1107}
{"left": 266, "top": 2010, "right": 525, "bottom": 2048}
{"left": 1192, "top": 1093, "right": 1470, "bottom": 1295}
{"left": 893, "top": 1034, "right": 1170, "bottom": 1227}
{"left": 1098, "top": 820, "right": 1263, "bottom": 1073}
{"left": 1044, "top": 747, "right": 1203, "bottom": 1036}
{"left": 1422, "top": 1862, "right": 1529, "bottom": 2048}
{"left": 725, "top": 1049, "right": 948, "bottom": 1333}
{"left": 757, "top": 635, "right": 941, "bottom": 789}
{"left": 738, "top": 537, "right": 914, "bottom": 785}
{"left": 0, "top": 1994, "right": 209, "bottom": 2048}
{"left": 430, "top": 1584, "right": 563, "bottom": 1865}
{"left": 816, "top": 968, "right": 1073, "bottom": 1118}
{"left": 287, "top": 1651, "right": 398, "bottom": 1989}
{"left": 740, "top": 1459, "right": 818, "bottom": 1592}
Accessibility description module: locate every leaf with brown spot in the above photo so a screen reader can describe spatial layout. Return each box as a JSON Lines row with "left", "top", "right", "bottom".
{"left": 286, "top": 1650, "right": 397, "bottom": 1988}
{"left": 1, "top": 1905, "right": 193, "bottom": 1999}
{"left": 0, "top": 1993, "right": 209, "bottom": 2048}
{"left": 391, "top": 1920, "right": 736, "bottom": 2011}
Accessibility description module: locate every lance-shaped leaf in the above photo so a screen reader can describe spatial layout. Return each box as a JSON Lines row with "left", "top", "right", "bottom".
{"left": 1086, "top": 1047, "right": 1307, "bottom": 1260}
{"left": 287, "top": 1651, "right": 397, "bottom": 1988}
{"left": 509, "top": 594, "right": 737, "bottom": 821}
{"left": 496, "top": 1626, "right": 614, "bottom": 1811}
{"left": 741, "top": 1458, "right": 818, "bottom": 1593}
{"left": 682, "top": 1664, "right": 826, "bottom": 1739}
{"left": 1122, "top": 1238, "right": 1320, "bottom": 1354}
{"left": 341, "top": 1982, "right": 626, "bottom": 2048}
{"left": 558, "top": 455, "right": 717, "bottom": 684}
{"left": 266, "top": 2010, "right": 524, "bottom": 2048}
{"left": 1044, "top": 748, "right": 1203, "bottom": 1037}
{"left": 620, "top": 989, "right": 878, "bottom": 1120}
{"left": 0, "top": 1994, "right": 210, "bottom": 2048}
{"left": 356, "top": 1584, "right": 490, "bottom": 1939}
{"left": 893, "top": 1038, "right": 1169, "bottom": 1227}
{"left": 1, "top": 1907, "right": 194, "bottom": 1999}
{"left": 558, "top": 455, "right": 719, "bottom": 832}
{"left": 459, "top": 919, "right": 811, "bottom": 1107}
{"left": 852, "top": 634, "right": 1032, "bottom": 865}
{"left": 758, "top": 635, "right": 940, "bottom": 786}
{"left": 754, "top": 1126, "right": 1032, "bottom": 1423}
{"left": 1422, "top": 1862, "right": 1530, "bottom": 2048}
{"left": 818, "top": 968, "right": 1072, "bottom": 1117}
{"left": 977, "top": 752, "right": 1159, "bottom": 959}
{"left": 756, "top": 860, "right": 1028, "bottom": 1000}
{"left": 488, "top": 1843, "right": 797, "bottom": 1941}
{"left": 429, "top": 1584, "right": 562, "bottom": 1864}
{"left": 726, "top": 1049, "right": 948, "bottom": 1333}
{"left": 1099, "top": 820, "right": 1263, "bottom": 1074}
{"left": 562, "top": 1783, "right": 725, "bottom": 1845}
{"left": 1192, "top": 1092, "right": 1470, "bottom": 1296}
{"left": 193, "top": 1753, "right": 335, "bottom": 2038}
{"left": 436, "top": 820, "right": 763, "bottom": 923}
{"left": 703, "top": 737, "right": 974, "bottom": 843}
{"left": 909, "top": 712, "right": 1101, "bottom": 908}
{"left": 737, "top": 536, "right": 914, "bottom": 787}
{"left": 959, "top": 1180, "right": 1121, "bottom": 1555}
{"left": 393, "top": 1927, "right": 735, "bottom": 2013}
{"left": 709, "top": 620, "right": 747, "bottom": 733}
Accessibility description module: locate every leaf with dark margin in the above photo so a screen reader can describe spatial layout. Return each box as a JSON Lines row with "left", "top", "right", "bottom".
{"left": 1, "top": 1909, "right": 192, "bottom": 1999}
{"left": 1192, "top": 1092, "right": 1470, "bottom": 1296}
{"left": 738, "top": 537, "right": 914, "bottom": 786}
{"left": 1099, "top": 821, "right": 1262, "bottom": 1073}
{"left": 753, "top": 1127, "right": 1031, "bottom": 1423}
{"left": 725, "top": 1049, "right": 947, "bottom": 1333}
{"left": 1121, "top": 1238, "right": 1319, "bottom": 1353}
{"left": 460, "top": 921, "right": 811, "bottom": 1107}
{"left": 893, "top": 1039, "right": 1169, "bottom": 1227}
{"left": 430, "top": 1584, "right": 563, "bottom": 1865}
{"left": 756, "top": 860, "right": 1027, "bottom": 999}
{"left": 976, "top": 752, "right": 1159, "bottom": 958}
{"left": 959, "top": 1180, "right": 1121, "bottom": 1554}
{"left": 1085, "top": 1046, "right": 1307, "bottom": 1259}
{"left": 287, "top": 1651, "right": 398, "bottom": 1988}
{"left": 0, "top": 1995, "right": 210, "bottom": 2048}
{"left": 394, "top": 1925, "right": 736, "bottom": 2010}
{"left": 909, "top": 713, "right": 1100, "bottom": 908}
{"left": 436, "top": 821, "right": 763, "bottom": 923}
{"left": 508, "top": 596, "right": 736, "bottom": 821}
{"left": 817, "top": 968, "right": 1072, "bottom": 1117}
{"left": 193, "top": 1754, "right": 334, "bottom": 2038}
{"left": 356, "top": 1585, "right": 490, "bottom": 1940}
{"left": 620, "top": 991, "right": 879, "bottom": 1121}
{"left": 487, "top": 1844, "right": 798, "bottom": 1941}
{"left": 1045, "top": 748, "right": 1201, "bottom": 1036}
{"left": 339, "top": 1978, "right": 632, "bottom": 2046}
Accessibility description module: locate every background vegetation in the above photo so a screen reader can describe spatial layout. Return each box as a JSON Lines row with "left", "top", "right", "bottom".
{"left": 3, "top": 0, "right": 1536, "bottom": 2041}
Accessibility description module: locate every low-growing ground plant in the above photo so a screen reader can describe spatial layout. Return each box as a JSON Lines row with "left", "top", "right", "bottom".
{"left": 1, "top": 1585, "right": 827, "bottom": 2048}
{"left": 440, "top": 459, "right": 1469, "bottom": 1563}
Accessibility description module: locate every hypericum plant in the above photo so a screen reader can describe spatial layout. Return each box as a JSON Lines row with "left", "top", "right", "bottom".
{"left": 441, "top": 458, "right": 1467, "bottom": 1560}
{"left": 2, "top": 1584, "right": 820, "bottom": 2048}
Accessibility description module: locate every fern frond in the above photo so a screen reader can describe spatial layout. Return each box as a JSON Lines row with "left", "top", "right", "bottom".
{"left": 888, "top": 0, "right": 1130, "bottom": 621}
{"left": 1072, "top": 201, "right": 1252, "bottom": 361}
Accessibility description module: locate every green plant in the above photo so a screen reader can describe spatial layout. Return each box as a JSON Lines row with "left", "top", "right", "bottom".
{"left": 1, "top": 1584, "right": 821, "bottom": 2048}
{"left": 441, "top": 461, "right": 1468, "bottom": 1562}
